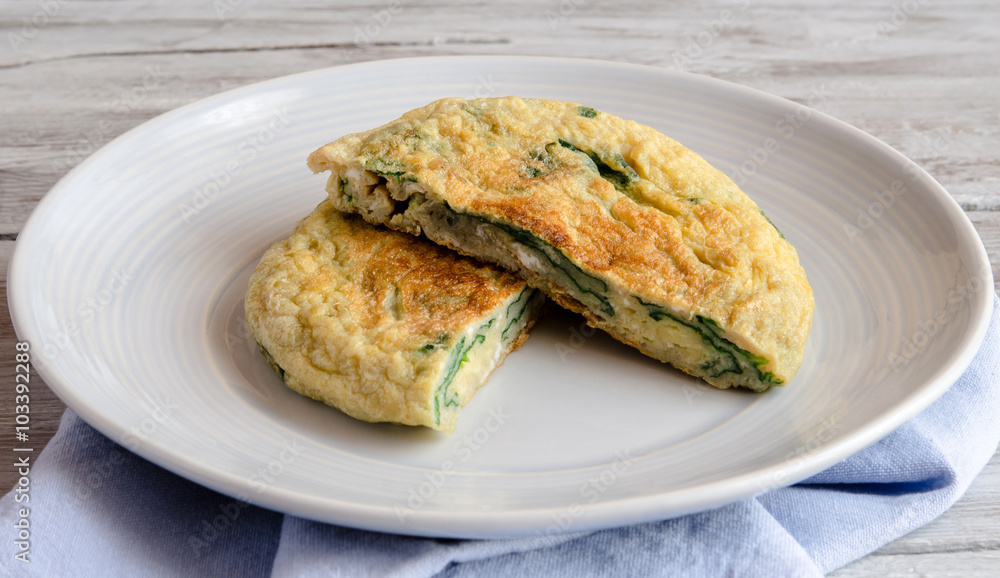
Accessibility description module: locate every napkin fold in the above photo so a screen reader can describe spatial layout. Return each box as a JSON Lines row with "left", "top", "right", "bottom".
{"left": 3, "top": 296, "right": 998, "bottom": 577}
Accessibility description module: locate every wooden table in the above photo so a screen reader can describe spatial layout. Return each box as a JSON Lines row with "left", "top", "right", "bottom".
{"left": 2, "top": 1, "right": 997, "bottom": 575}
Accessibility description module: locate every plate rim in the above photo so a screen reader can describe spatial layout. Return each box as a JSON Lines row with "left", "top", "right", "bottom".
{"left": 8, "top": 55, "right": 995, "bottom": 538}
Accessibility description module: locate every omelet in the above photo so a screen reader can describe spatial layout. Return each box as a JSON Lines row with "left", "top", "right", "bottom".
{"left": 245, "top": 199, "right": 544, "bottom": 432}
{"left": 307, "top": 96, "right": 814, "bottom": 391}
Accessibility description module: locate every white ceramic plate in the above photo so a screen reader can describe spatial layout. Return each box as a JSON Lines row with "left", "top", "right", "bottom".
{"left": 9, "top": 56, "right": 993, "bottom": 539}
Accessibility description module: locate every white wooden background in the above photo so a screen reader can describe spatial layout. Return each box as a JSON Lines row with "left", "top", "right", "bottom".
{"left": 1, "top": 1, "right": 998, "bottom": 575}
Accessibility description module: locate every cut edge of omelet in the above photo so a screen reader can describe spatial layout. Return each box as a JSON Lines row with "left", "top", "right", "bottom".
{"left": 306, "top": 97, "right": 812, "bottom": 392}
{"left": 250, "top": 280, "right": 544, "bottom": 434}
{"left": 245, "top": 198, "right": 549, "bottom": 433}
{"left": 307, "top": 184, "right": 785, "bottom": 391}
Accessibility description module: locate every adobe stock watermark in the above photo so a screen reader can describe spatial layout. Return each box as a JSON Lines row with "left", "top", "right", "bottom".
{"left": 353, "top": 0, "right": 414, "bottom": 47}
{"left": 73, "top": 392, "right": 178, "bottom": 503}
{"left": 546, "top": 0, "right": 587, "bottom": 31}
{"left": 728, "top": 84, "right": 830, "bottom": 188}
{"left": 845, "top": 127, "right": 954, "bottom": 244}
{"left": 226, "top": 314, "right": 260, "bottom": 357}
{"left": 469, "top": 74, "right": 501, "bottom": 100}
{"left": 6, "top": 0, "right": 68, "bottom": 55}
{"left": 555, "top": 318, "right": 596, "bottom": 362}
{"left": 240, "top": 438, "right": 304, "bottom": 504}
{"left": 884, "top": 263, "right": 992, "bottom": 374}
{"left": 32, "top": 268, "right": 134, "bottom": 373}
{"left": 540, "top": 449, "right": 634, "bottom": 535}
{"left": 188, "top": 438, "right": 303, "bottom": 557}
{"left": 394, "top": 407, "right": 510, "bottom": 522}
{"left": 899, "top": 126, "right": 956, "bottom": 182}
{"left": 680, "top": 379, "right": 721, "bottom": 406}
{"left": 671, "top": 0, "right": 751, "bottom": 71}
{"left": 213, "top": 0, "right": 249, "bottom": 20}
{"left": 119, "top": 393, "right": 179, "bottom": 453}
{"left": 178, "top": 108, "right": 292, "bottom": 223}
{"left": 877, "top": 0, "right": 926, "bottom": 36}
{"left": 756, "top": 416, "right": 841, "bottom": 494}
{"left": 843, "top": 179, "right": 908, "bottom": 244}
{"left": 50, "top": 66, "right": 166, "bottom": 174}
{"left": 853, "top": 0, "right": 927, "bottom": 44}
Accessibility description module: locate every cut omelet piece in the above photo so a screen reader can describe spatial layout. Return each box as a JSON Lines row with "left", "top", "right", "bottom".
{"left": 245, "top": 199, "right": 544, "bottom": 432}
{"left": 307, "top": 96, "right": 814, "bottom": 391}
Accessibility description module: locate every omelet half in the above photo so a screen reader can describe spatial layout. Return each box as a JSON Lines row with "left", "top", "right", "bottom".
{"left": 307, "top": 96, "right": 813, "bottom": 391}
{"left": 245, "top": 199, "right": 544, "bottom": 432}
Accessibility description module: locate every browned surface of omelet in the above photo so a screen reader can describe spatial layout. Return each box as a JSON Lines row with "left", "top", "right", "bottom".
{"left": 245, "top": 199, "right": 537, "bottom": 431}
{"left": 308, "top": 96, "right": 814, "bottom": 388}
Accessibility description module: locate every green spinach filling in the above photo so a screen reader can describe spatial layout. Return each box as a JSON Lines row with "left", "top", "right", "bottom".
{"left": 442, "top": 205, "right": 615, "bottom": 317}
{"left": 356, "top": 142, "right": 782, "bottom": 390}
{"left": 418, "top": 334, "right": 448, "bottom": 354}
{"left": 634, "top": 297, "right": 782, "bottom": 385}
{"left": 433, "top": 326, "right": 486, "bottom": 425}
{"left": 364, "top": 157, "right": 417, "bottom": 186}
{"left": 760, "top": 209, "right": 785, "bottom": 239}
{"left": 258, "top": 344, "right": 289, "bottom": 385}
{"left": 338, "top": 178, "right": 353, "bottom": 205}
{"left": 501, "top": 287, "right": 535, "bottom": 341}
{"left": 430, "top": 288, "right": 536, "bottom": 425}
{"left": 555, "top": 139, "right": 638, "bottom": 194}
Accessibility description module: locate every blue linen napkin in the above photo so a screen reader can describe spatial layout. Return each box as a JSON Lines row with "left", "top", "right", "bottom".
{"left": 3, "top": 296, "right": 998, "bottom": 577}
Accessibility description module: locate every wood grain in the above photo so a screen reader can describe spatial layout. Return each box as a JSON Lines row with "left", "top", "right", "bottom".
{"left": 833, "top": 550, "right": 1000, "bottom": 578}
{"left": 969, "top": 212, "right": 1000, "bottom": 292}
{"left": 2, "top": 1, "right": 998, "bottom": 233}
{"left": 1, "top": 0, "right": 998, "bottom": 574}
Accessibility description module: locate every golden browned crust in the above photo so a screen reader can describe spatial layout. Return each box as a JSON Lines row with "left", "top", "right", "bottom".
{"left": 307, "top": 97, "right": 814, "bottom": 388}
{"left": 245, "top": 199, "right": 540, "bottom": 432}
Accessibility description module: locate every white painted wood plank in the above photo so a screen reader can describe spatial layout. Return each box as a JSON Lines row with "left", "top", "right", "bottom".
{"left": 832, "top": 550, "right": 1000, "bottom": 577}
{"left": 967, "top": 212, "right": 1000, "bottom": 292}
{"left": 2, "top": 2, "right": 997, "bottom": 232}
{"left": 1, "top": 1, "right": 998, "bottom": 573}
{"left": 874, "top": 453, "right": 1000, "bottom": 555}
{"left": 1, "top": 50, "right": 997, "bottom": 232}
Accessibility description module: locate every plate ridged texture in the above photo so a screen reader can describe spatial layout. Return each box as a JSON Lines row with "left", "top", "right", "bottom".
{"left": 8, "top": 56, "right": 993, "bottom": 538}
